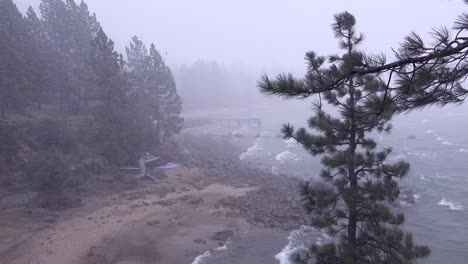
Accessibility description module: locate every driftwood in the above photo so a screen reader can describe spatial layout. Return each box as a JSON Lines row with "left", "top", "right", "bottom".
{"left": 120, "top": 154, "right": 160, "bottom": 181}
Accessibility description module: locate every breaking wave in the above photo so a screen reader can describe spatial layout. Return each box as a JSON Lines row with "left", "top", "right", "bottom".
{"left": 441, "top": 140, "right": 454, "bottom": 146}
{"left": 438, "top": 198, "right": 465, "bottom": 211}
{"left": 284, "top": 138, "right": 300, "bottom": 148}
{"left": 191, "top": 243, "right": 229, "bottom": 264}
{"left": 275, "top": 150, "right": 301, "bottom": 163}
{"left": 239, "top": 138, "right": 266, "bottom": 160}
{"left": 388, "top": 154, "right": 407, "bottom": 161}
{"left": 276, "top": 226, "right": 329, "bottom": 264}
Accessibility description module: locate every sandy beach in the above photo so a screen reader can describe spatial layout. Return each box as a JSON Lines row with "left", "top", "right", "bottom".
{"left": 0, "top": 134, "right": 308, "bottom": 264}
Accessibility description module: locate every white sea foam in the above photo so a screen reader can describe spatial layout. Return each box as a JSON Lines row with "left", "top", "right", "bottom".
{"left": 275, "top": 150, "right": 301, "bottom": 163}
{"left": 389, "top": 154, "right": 407, "bottom": 161}
{"left": 408, "top": 152, "right": 430, "bottom": 158}
{"left": 260, "top": 131, "right": 275, "bottom": 137}
{"left": 413, "top": 194, "right": 421, "bottom": 200}
{"left": 239, "top": 138, "right": 265, "bottom": 160}
{"left": 441, "top": 140, "right": 454, "bottom": 145}
{"left": 284, "top": 138, "right": 300, "bottom": 148}
{"left": 191, "top": 243, "right": 229, "bottom": 264}
{"left": 459, "top": 149, "right": 468, "bottom": 153}
{"left": 425, "top": 129, "right": 435, "bottom": 134}
{"left": 231, "top": 126, "right": 249, "bottom": 137}
{"left": 400, "top": 201, "right": 412, "bottom": 207}
{"left": 271, "top": 166, "right": 279, "bottom": 175}
{"left": 191, "top": 251, "right": 211, "bottom": 264}
{"left": 276, "top": 226, "right": 325, "bottom": 264}
{"left": 438, "top": 198, "right": 465, "bottom": 211}
{"left": 420, "top": 176, "right": 431, "bottom": 181}
{"left": 436, "top": 137, "right": 445, "bottom": 141}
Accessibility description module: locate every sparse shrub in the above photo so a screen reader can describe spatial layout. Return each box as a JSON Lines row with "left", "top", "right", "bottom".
{"left": 28, "top": 151, "right": 71, "bottom": 209}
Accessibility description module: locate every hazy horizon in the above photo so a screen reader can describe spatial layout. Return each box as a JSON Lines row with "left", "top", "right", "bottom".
{"left": 15, "top": 0, "right": 466, "bottom": 75}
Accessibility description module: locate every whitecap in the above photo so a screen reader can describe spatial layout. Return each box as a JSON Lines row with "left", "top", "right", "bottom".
{"left": 191, "top": 243, "right": 229, "bottom": 264}
{"left": 408, "top": 152, "right": 429, "bottom": 158}
{"left": 284, "top": 138, "right": 300, "bottom": 148}
{"left": 276, "top": 226, "right": 324, "bottom": 264}
{"left": 420, "top": 176, "right": 431, "bottom": 181}
{"left": 436, "top": 137, "right": 445, "bottom": 141}
{"left": 413, "top": 194, "right": 421, "bottom": 200}
{"left": 400, "top": 201, "right": 412, "bottom": 207}
{"left": 260, "top": 131, "right": 275, "bottom": 137}
{"left": 388, "top": 154, "right": 407, "bottom": 161}
{"left": 441, "top": 141, "right": 454, "bottom": 145}
{"left": 191, "top": 251, "right": 211, "bottom": 264}
{"left": 231, "top": 126, "right": 249, "bottom": 137}
{"left": 271, "top": 166, "right": 279, "bottom": 175}
{"left": 275, "top": 150, "right": 301, "bottom": 163}
{"left": 438, "top": 198, "right": 464, "bottom": 211}
{"left": 425, "top": 129, "right": 435, "bottom": 134}
{"left": 239, "top": 138, "right": 265, "bottom": 160}
{"left": 459, "top": 149, "right": 468, "bottom": 153}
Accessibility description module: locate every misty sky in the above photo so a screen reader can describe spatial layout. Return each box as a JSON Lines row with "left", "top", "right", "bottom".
{"left": 16, "top": 0, "right": 466, "bottom": 75}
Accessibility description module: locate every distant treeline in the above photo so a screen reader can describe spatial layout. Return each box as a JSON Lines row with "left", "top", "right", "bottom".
{"left": 175, "top": 60, "right": 261, "bottom": 112}
{"left": 0, "top": 0, "right": 182, "bottom": 165}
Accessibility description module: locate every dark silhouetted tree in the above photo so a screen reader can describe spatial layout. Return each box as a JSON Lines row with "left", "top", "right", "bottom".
{"left": 0, "top": 0, "right": 29, "bottom": 119}
{"left": 147, "top": 44, "right": 183, "bottom": 145}
{"left": 39, "top": 0, "right": 100, "bottom": 113}
{"left": 126, "top": 37, "right": 183, "bottom": 148}
{"left": 259, "top": 12, "right": 430, "bottom": 264}
{"left": 90, "top": 29, "right": 140, "bottom": 165}
{"left": 290, "top": 3, "right": 468, "bottom": 112}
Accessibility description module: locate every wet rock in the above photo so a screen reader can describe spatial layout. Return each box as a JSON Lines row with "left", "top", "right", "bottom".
{"left": 211, "top": 230, "right": 234, "bottom": 241}
{"left": 146, "top": 220, "right": 161, "bottom": 226}
{"left": 187, "top": 196, "right": 204, "bottom": 205}
{"left": 153, "top": 199, "right": 175, "bottom": 207}
{"left": 180, "top": 186, "right": 191, "bottom": 192}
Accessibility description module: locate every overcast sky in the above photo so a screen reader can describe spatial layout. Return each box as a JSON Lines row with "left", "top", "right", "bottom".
{"left": 15, "top": 0, "right": 466, "bottom": 74}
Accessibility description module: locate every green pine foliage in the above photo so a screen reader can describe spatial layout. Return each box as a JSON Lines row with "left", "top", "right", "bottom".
{"left": 0, "top": 0, "right": 183, "bottom": 166}
{"left": 0, "top": 0, "right": 30, "bottom": 119}
{"left": 90, "top": 29, "right": 134, "bottom": 164}
{"left": 126, "top": 37, "right": 183, "bottom": 148}
{"left": 259, "top": 12, "right": 430, "bottom": 264}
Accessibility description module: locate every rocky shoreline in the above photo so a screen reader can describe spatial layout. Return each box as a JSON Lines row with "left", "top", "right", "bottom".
{"left": 0, "top": 133, "right": 313, "bottom": 264}
{"left": 178, "top": 134, "right": 310, "bottom": 231}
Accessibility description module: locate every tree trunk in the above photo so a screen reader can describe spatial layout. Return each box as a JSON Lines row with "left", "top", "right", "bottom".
{"left": 0, "top": 103, "right": 6, "bottom": 120}
{"left": 155, "top": 119, "right": 161, "bottom": 149}
{"left": 347, "top": 42, "right": 358, "bottom": 264}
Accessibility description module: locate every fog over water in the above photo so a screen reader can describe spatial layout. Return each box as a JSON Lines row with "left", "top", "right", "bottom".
{"left": 17, "top": 0, "right": 465, "bottom": 74}
{"left": 17, "top": 0, "right": 468, "bottom": 116}
{"left": 8, "top": 1, "right": 468, "bottom": 264}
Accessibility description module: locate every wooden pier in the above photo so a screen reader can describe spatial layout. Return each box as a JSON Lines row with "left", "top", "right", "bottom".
{"left": 209, "top": 118, "right": 262, "bottom": 129}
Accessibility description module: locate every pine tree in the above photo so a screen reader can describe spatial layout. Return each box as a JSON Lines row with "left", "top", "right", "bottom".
{"left": 304, "top": 3, "right": 468, "bottom": 110}
{"left": 259, "top": 12, "right": 430, "bottom": 264}
{"left": 0, "top": 0, "right": 28, "bottom": 119}
{"left": 125, "top": 36, "right": 156, "bottom": 151}
{"left": 25, "top": 7, "right": 50, "bottom": 110}
{"left": 126, "top": 37, "right": 183, "bottom": 148}
{"left": 147, "top": 44, "right": 183, "bottom": 145}
{"left": 39, "top": 0, "right": 100, "bottom": 113}
{"left": 90, "top": 29, "right": 139, "bottom": 165}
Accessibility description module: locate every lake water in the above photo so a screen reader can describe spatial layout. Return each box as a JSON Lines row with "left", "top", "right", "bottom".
{"left": 188, "top": 104, "right": 468, "bottom": 264}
